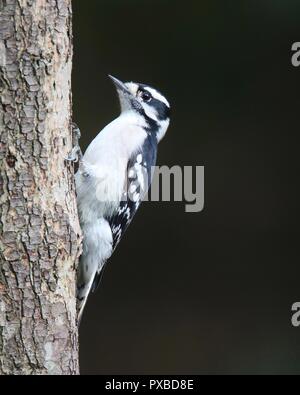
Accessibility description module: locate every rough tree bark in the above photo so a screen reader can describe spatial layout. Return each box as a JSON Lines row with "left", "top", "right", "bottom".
{"left": 0, "top": 0, "right": 81, "bottom": 375}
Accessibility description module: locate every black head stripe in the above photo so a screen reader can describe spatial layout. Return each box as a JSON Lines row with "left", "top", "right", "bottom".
{"left": 137, "top": 84, "right": 170, "bottom": 121}
{"left": 151, "top": 98, "right": 170, "bottom": 121}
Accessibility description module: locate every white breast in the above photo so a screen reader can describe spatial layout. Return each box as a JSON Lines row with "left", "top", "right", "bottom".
{"left": 76, "top": 111, "right": 147, "bottom": 223}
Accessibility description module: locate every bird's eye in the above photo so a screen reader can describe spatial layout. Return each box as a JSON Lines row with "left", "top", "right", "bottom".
{"left": 140, "top": 91, "right": 152, "bottom": 102}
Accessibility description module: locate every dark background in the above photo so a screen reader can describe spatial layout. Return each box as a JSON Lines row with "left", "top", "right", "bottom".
{"left": 73, "top": 0, "right": 300, "bottom": 374}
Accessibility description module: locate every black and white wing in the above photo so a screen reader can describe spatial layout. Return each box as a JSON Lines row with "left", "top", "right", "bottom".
{"left": 109, "top": 139, "right": 157, "bottom": 250}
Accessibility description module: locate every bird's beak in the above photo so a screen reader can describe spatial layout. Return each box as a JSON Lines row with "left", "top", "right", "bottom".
{"left": 108, "top": 75, "right": 139, "bottom": 113}
{"left": 108, "top": 75, "right": 130, "bottom": 95}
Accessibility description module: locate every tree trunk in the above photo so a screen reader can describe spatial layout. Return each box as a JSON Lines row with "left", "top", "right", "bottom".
{"left": 0, "top": 0, "right": 81, "bottom": 375}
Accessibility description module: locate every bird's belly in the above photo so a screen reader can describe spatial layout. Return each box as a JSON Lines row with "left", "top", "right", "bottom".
{"left": 93, "top": 174, "right": 124, "bottom": 216}
{"left": 76, "top": 164, "right": 125, "bottom": 223}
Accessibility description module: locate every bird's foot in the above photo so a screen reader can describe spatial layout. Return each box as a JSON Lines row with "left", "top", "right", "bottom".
{"left": 65, "top": 146, "right": 82, "bottom": 162}
{"left": 65, "top": 122, "right": 83, "bottom": 163}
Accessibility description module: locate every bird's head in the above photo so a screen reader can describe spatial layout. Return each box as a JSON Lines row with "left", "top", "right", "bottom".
{"left": 109, "top": 75, "right": 170, "bottom": 142}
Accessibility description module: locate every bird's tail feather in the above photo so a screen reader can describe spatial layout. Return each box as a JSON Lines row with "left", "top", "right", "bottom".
{"left": 77, "top": 278, "right": 94, "bottom": 324}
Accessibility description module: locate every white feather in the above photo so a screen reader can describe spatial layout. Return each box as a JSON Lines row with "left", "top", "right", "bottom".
{"left": 76, "top": 112, "right": 147, "bottom": 221}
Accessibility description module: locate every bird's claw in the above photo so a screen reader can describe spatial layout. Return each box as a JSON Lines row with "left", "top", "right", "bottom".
{"left": 65, "top": 122, "right": 82, "bottom": 163}
{"left": 65, "top": 146, "right": 82, "bottom": 163}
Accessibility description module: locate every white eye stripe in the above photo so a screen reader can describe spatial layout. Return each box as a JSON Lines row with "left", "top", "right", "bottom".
{"left": 143, "top": 87, "right": 170, "bottom": 108}
{"left": 124, "top": 82, "right": 170, "bottom": 108}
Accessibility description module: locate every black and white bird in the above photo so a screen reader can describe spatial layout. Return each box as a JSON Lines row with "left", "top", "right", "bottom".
{"left": 75, "top": 76, "right": 170, "bottom": 320}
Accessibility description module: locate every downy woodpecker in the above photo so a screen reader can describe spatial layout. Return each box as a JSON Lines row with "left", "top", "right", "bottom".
{"left": 75, "top": 76, "right": 170, "bottom": 321}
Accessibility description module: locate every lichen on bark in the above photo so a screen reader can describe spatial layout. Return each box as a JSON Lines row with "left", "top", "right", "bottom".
{"left": 0, "top": 0, "right": 81, "bottom": 375}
